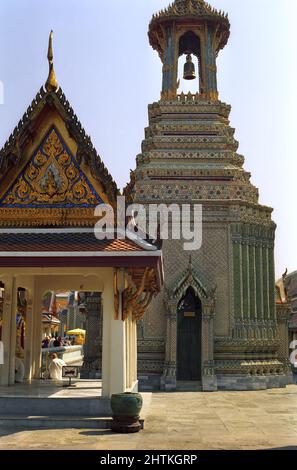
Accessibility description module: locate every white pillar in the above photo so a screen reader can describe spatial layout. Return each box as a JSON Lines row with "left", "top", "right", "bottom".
{"left": 132, "top": 319, "right": 138, "bottom": 389}
{"left": 102, "top": 271, "right": 126, "bottom": 397}
{"left": 8, "top": 277, "right": 17, "bottom": 385}
{"left": 126, "top": 318, "right": 130, "bottom": 389}
{"left": 0, "top": 275, "right": 13, "bottom": 386}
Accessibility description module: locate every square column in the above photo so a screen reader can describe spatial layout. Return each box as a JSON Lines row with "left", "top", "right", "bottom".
{"left": 277, "top": 304, "right": 293, "bottom": 383}
{"left": 0, "top": 275, "right": 14, "bottom": 386}
{"left": 8, "top": 278, "right": 18, "bottom": 385}
{"left": 131, "top": 319, "right": 138, "bottom": 387}
{"left": 102, "top": 272, "right": 126, "bottom": 398}
{"left": 161, "top": 299, "right": 178, "bottom": 391}
{"left": 125, "top": 314, "right": 138, "bottom": 393}
{"left": 201, "top": 300, "right": 217, "bottom": 392}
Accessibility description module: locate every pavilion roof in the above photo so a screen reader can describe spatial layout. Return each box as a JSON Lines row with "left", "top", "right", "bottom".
{"left": 0, "top": 228, "right": 164, "bottom": 292}
{"left": 0, "top": 229, "right": 156, "bottom": 253}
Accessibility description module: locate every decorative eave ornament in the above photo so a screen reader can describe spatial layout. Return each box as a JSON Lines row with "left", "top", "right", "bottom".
{"left": 149, "top": 0, "right": 230, "bottom": 56}
{"left": 150, "top": 0, "right": 229, "bottom": 24}
{"left": 45, "top": 30, "right": 58, "bottom": 93}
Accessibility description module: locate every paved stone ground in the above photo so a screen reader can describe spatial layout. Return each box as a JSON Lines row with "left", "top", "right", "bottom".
{"left": 1, "top": 386, "right": 297, "bottom": 450}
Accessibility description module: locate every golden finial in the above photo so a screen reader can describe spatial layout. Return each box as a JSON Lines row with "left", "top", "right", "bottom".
{"left": 45, "top": 30, "right": 58, "bottom": 93}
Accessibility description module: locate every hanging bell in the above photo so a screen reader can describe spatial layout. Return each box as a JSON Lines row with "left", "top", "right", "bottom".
{"left": 183, "top": 54, "right": 196, "bottom": 80}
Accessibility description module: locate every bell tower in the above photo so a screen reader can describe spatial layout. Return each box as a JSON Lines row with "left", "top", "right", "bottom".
{"left": 128, "top": 0, "right": 292, "bottom": 392}
{"left": 149, "top": 0, "right": 230, "bottom": 99}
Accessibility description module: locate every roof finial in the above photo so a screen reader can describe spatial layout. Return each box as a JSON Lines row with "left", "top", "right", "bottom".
{"left": 45, "top": 30, "right": 58, "bottom": 93}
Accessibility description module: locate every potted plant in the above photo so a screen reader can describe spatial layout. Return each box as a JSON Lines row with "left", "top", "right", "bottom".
{"left": 110, "top": 392, "right": 143, "bottom": 433}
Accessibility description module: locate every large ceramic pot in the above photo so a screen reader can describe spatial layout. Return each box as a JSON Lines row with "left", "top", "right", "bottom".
{"left": 111, "top": 392, "right": 143, "bottom": 433}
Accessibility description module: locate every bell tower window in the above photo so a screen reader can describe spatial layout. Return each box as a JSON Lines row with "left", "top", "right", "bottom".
{"left": 178, "top": 31, "right": 201, "bottom": 94}
{"left": 148, "top": 0, "right": 230, "bottom": 101}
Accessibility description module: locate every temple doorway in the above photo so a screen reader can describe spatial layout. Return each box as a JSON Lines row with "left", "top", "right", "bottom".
{"left": 176, "top": 287, "right": 202, "bottom": 381}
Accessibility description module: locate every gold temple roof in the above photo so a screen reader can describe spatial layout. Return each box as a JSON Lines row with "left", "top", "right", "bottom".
{"left": 0, "top": 30, "right": 118, "bottom": 211}
{"left": 0, "top": 31, "right": 119, "bottom": 227}
{"left": 0, "top": 86, "right": 119, "bottom": 206}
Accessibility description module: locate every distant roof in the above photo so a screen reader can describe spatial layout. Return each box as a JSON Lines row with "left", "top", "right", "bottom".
{"left": 42, "top": 314, "right": 60, "bottom": 325}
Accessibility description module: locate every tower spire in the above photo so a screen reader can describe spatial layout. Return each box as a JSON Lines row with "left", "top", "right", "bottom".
{"left": 45, "top": 30, "right": 58, "bottom": 93}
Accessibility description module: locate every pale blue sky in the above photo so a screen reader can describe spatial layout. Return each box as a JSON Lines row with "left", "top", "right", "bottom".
{"left": 0, "top": 0, "right": 296, "bottom": 278}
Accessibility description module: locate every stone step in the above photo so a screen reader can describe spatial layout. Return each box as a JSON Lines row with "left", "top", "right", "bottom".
{"left": 0, "top": 397, "right": 112, "bottom": 417}
{"left": 0, "top": 415, "right": 144, "bottom": 430}
{"left": 176, "top": 381, "right": 202, "bottom": 392}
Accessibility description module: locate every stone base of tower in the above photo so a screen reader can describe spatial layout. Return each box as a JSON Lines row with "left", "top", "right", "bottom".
{"left": 216, "top": 373, "right": 293, "bottom": 391}
{"left": 138, "top": 370, "right": 293, "bottom": 392}
{"left": 202, "top": 374, "right": 218, "bottom": 392}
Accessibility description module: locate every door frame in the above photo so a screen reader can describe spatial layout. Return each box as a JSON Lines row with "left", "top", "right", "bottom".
{"left": 176, "top": 286, "right": 202, "bottom": 381}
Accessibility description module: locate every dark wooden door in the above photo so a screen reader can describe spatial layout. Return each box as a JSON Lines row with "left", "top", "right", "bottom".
{"left": 177, "top": 287, "right": 202, "bottom": 381}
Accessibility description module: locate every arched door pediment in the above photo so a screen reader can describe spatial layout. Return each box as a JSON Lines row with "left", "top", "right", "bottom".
{"left": 164, "top": 258, "right": 216, "bottom": 317}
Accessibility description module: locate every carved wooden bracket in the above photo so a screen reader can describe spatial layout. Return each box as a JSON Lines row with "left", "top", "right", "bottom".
{"left": 121, "top": 268, "right": 156, "bottom": 322}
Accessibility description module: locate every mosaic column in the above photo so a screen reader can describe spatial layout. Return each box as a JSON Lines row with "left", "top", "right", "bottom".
{"left": 242, "top": 243, "right": 250, "bottom": 320}
{"left": 253, "top": 243, "right": 258, "bottom": 319}
{"left": 205, "top": 26, "right": 218, "bottom": 100}
{"left": 255, "top": 244, "right": 264, "bottom": 321}
{"left": 249, "top": 243, "right": 257, "bottom": 320}
{"left": 161, "top": 26, "right": 177, "bottom": 99}
{"left": 233, "top": 241, "right": 243, "bottom": 321}
{"left": 161, "top": 298, "right": 178, "bottom": 391}
{"left": 201, "top": 299, "right": 217, "bottom": 392}
{"left": 80, "top": 292, "right": 102, "bottom": 379}
{"left": 268, "top": 246, "right": 276, "bottom": 321}
{"left": 68, "top": 291, "right": 79, "bottom": 331}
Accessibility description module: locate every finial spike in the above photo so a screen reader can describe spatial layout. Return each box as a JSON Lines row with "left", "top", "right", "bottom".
{"left": 45, "top": 30, "right": 58, "bottom": 93}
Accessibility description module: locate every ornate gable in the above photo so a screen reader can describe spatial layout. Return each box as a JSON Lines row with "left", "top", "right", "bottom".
{"left": 0, "top": 33, "right": 119, "bottom": 227}
{"left": 0, "top": 126, "right": 103, "bottom": 209}
{"left": 167, "top": 256, "right": 216, "bottom": 302}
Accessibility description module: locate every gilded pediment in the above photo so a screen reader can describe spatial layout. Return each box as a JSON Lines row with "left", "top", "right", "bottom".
{"left": 0, "top": 126, "right": 103, "bottom": 208}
